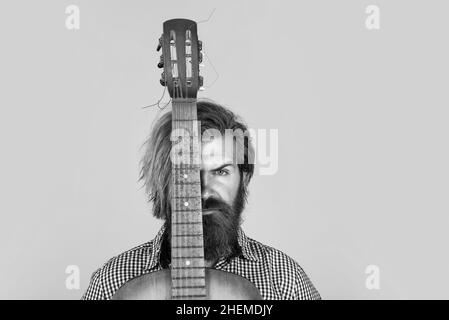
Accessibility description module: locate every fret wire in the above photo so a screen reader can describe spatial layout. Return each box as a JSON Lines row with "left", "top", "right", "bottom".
{"left": 172, "top": 221, "right": 202, "bottom": 224}
{"left": 173, "top": 182, "right": 201, "bottom": 185}
{"left": 172, "top": 196, "right": 202, "bottom": 199}
{"left": 172, "top": 165, "right": 201, "bottom": 170}
{"left": 172, "top": 209, "right": 201, "bottom": 213}
{"left": 173, "top": 286, "right": 204, "bottom": 289}
{"left": 172, "top": 219, "right": 202, "bottom": 224}
{"left": 172, "top": 245, "right": 203, "bottom": 249}
{"left": 173, "top": 119, "right": 199, "bottom": 123}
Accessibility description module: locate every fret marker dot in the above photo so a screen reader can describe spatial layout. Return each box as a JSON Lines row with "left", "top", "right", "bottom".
{"left": 186, "top": 260, "right": 191, "bottom": 266}
{"left": 184, "top": 201, "right": 189, "bottom": 207}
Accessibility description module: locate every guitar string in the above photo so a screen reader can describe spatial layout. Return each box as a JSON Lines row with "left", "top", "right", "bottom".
{"left": 174, "top": 103, "right": 186, "bottom": 298}
{"left": 173, "top": 102, "right": 206, "bottom": 299}
{"left": 142, "top": 70, "right": 171, "bottom": 110}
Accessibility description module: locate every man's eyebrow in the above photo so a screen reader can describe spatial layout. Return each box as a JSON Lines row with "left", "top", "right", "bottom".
{"left": 211, "top": 163, "right": 234, "bottom": 171}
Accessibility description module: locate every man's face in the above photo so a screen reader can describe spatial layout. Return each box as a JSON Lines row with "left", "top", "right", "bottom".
{"left": 199, "top": 136, "right": 246, "bottom": 263}
{"left": 200, "top": 136, "right": 241, "bottom": 210}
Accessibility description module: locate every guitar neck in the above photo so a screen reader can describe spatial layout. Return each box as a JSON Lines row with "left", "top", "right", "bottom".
{"left": 170, "top": 99, "right": 206, "bottom": 299}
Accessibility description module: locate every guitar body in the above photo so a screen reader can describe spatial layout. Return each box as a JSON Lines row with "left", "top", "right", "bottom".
{"left": 112, "top": 268, "right": 262, "bottom": 300}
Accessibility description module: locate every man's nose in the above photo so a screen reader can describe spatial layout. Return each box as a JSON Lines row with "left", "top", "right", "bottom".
{"left": 200, "top": 171, "right": 215, "bottom": 200}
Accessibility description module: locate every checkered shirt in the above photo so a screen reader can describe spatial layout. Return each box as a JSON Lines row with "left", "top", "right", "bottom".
{"left": 81, "top": 225, "right": 321, "bottom": 300}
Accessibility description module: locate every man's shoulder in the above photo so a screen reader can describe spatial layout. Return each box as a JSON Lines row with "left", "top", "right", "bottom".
{"left": 95, "top": 240, "right": 153, "bottom": 276}
{"left": 243, "top": 234, "right": 303, "bottom": 268}
{"left": 243, "top": 235, "right": 321, "bottom": 300}
{"left": 82, "top": 241, "right": 154, "bottom": 300}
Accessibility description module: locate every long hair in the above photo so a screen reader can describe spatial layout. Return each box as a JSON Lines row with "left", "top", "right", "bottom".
{"left": 139, "top": 98, "right": 255, "bottom": 219}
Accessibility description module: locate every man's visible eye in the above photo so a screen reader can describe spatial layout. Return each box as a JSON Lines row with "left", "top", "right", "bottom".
{"left": 215, "top": 169, "right": 229, "bottom": 176}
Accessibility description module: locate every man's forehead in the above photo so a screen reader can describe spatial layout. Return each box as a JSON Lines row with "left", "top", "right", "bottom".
{"left": 201, "top": 136, "right": 239, "bottom": 167}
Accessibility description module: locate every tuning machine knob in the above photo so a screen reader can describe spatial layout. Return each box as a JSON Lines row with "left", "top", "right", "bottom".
{"left": 160, "top": 71, "right": 166, "bottom": 86}
{"left": 156, "top": 36, "right": 162, "bottom": 52}
{"left": 198, "top": 75, "right": 204, "bottom": 91}
{"left": 157, "top": 54, "right": 164, "bottom": 68}
{"left": 198, "top": 40, "right": 202, "bottom": 51}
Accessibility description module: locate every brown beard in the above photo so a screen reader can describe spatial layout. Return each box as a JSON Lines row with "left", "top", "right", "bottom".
{"left": 160, "top": 178, "right": 247, "bottom": 266}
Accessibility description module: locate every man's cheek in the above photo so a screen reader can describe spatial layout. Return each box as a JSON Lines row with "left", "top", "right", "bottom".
{"left": 217, "top": 184, "right": 239, "bottom": 206}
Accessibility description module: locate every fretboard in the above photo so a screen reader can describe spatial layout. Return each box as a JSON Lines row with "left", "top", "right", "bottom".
{"left": 170, "top": 99, "right": 206, "bottom": 299}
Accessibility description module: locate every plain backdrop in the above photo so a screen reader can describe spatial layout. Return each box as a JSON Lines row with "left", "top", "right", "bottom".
{"left": 0, "top": 0, "right": 448, "bottom": 299}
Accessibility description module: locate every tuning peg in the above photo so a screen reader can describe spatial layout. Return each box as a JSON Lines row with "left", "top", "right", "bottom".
{"left": 199, "top": 52, "right": 203, "bottom": 63}
{"left": 198, "top": 75, "right": 204, "bottom": 91}
{"left": 198, "top": 40, "right": 202, "bottom": 51}
{"left": 156, "top": 37, "right": 162, "bottom": 52}
{"left": 157, "top": 55, "right": 164, "bottom": 68}
{"left": 160, "top": 72, "right": 166, "bottom": 86}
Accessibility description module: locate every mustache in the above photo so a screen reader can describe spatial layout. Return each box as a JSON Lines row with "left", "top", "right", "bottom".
{"left": 202, "top": 197, "right": 232, "bottom": 213}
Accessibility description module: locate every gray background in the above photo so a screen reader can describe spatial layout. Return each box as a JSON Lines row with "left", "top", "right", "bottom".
{"left": 0, "top": 0, "right": 448, "bottom": 299}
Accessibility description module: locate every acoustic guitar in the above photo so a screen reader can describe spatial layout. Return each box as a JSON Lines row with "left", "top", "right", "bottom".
{"left": 112, "top": 18, "right": 262, "bottom": 300}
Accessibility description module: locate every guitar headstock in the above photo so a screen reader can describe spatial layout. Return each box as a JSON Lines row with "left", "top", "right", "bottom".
{"left": 157, "top": 19, "right": 203, "bottom": 99}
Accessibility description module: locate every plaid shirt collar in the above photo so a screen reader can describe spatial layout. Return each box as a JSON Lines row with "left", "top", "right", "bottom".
{"left": 145, "top": 224, "right": 259, "bottom": 271}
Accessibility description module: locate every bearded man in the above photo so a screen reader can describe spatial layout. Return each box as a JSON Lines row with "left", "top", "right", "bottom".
{"left": 82, "top": 99, "right": 320, "bottom": 300}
